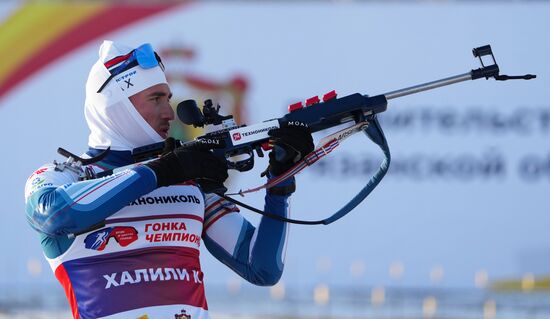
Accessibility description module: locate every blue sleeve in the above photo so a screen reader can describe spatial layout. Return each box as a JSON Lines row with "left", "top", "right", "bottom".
{"left": 25, "top": 165, "right": 157, "bottom": 238}
{"left": 203, "top": 176, "right": 293, "bottom": 286}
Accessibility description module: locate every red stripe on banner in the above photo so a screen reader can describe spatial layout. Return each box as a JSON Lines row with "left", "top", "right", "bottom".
{"left": 106, "top": 213, "right": 204, "bottom": 224}
{"left": 0, "top": 3, "right": 180, "bottom": 99}
{"left": 181, "top": 74, "right": 222, "bottom": 91}
{"left": 55, "top": 264, "right": 80, "bottom": 319}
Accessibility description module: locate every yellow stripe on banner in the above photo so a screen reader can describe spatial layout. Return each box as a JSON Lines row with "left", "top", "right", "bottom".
{"left": 0, "top": 3, "right": 105, "bottom": 86}
{"left": 492, "top": 276, "right": 550, "bottom": 292}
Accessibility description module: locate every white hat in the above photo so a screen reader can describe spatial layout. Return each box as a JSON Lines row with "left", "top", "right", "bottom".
{"left": 84, "top": 40, "right": 168, "bottom": 151}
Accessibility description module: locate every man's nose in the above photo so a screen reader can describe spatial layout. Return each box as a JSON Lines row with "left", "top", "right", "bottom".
{"left": 163, "top": 102, "right": 175, "bottom": 120}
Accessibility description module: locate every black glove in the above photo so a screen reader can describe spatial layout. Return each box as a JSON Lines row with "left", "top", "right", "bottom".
{"left": 267, "top": 121, "right": 314, "bottom": 176}
{"left": 161, "top": 137, "right": 177, "bottom": 155}
{"left": 145, "top": 145, "right": 228, "bottom": 193}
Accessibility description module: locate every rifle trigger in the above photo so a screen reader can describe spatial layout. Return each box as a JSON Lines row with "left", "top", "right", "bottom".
{"left": 255, "top": 145, "right": 265, "bottom": 158}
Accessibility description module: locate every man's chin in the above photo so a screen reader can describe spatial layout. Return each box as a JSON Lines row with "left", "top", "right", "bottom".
{"left": 158, "top": 131, "right": 169, "bottom": 139}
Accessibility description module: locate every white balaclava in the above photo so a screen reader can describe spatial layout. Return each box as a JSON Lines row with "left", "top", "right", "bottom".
{"left": 85, "top": 40, "right": 168, "bottom": 151}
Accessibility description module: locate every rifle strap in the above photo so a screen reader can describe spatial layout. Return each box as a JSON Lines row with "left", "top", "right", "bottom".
{"left": 223, "top": 115, "right": 391, "bottom": 225}
{"left": 228, "top": 120, "right": 369, "bottom": 196}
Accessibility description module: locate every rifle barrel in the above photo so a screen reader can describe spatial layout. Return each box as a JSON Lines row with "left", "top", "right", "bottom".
{"left": 383, "top": 71, "right": 472, "bottom": 100}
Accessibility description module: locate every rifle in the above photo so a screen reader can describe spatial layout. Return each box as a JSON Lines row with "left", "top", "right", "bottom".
{"left": 131, "top": 45, "right": 534, "bottom": 170}
{"left": 58, "top": 45, "right": 535, "bottom": 225}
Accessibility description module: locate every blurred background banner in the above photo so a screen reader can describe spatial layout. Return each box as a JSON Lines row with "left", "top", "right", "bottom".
{"left": 0, "top": 2, "right": 178, "bottom": 99}
{"left": 0, "top": 1, "right": 548, "bottom": 318}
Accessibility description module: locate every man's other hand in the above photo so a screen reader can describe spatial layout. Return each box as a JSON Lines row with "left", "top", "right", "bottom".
{"left": 267, "top": 121, "right": 314, "bottom": 176}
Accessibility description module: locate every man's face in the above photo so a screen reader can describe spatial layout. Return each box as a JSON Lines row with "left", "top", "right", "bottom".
{"left": 129, "top": 83, "right": 174, "bottom": 139}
